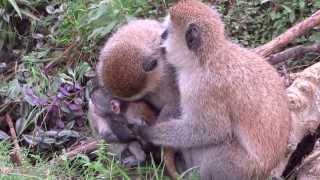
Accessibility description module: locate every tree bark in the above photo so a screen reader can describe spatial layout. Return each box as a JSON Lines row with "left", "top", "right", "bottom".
{"left": 267, "top": 43, "right": 320, "bottom": 65}
{"left": 271, "top": 61, "right": 320, "bottom": 178}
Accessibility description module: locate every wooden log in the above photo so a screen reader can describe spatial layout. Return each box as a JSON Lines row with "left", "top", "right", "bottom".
{"left": 271, "top": 61, "right": 320, "bottom": 178}
{"left": 296, "top": 140, "right": 320, "bottom": 180}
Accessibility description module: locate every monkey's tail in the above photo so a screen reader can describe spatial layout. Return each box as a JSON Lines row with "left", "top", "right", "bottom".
{"left": 164, "top": 147, "right": 179, "bottom": 180}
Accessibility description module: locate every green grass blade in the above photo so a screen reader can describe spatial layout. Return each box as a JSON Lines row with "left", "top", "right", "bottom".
{"left": 8, "top": 0, "right": 22, "bottom": 18}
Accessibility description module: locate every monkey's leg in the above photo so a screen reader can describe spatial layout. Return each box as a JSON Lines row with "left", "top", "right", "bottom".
{"left": 164, "top": 147, "right": 179, "bottom": 180}
{"left": 200, "top": 144, "right": 261, "bottom": 180}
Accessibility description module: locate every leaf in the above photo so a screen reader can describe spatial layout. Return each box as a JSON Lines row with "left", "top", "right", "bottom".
{"left": 289, "top": 12, "right": 296, "bottom": 23}
{"left": 299, "top": 0, "right": 305, "bottom": 9}
{"left": 65, "top": 120, "right": 75, "bottom": 130}
{"left": 15, "top": 118, "right": 27, "bottom": 136}
{"left": 58, "top": 130, "right": 80, "bottom": 138}
{"left": 20, "top": 9, "right": 39, "bottom": 21}
{"left": 8, "top": 0, "right": 22, "bottom": 18}
{"left": 87, "top": 21, "right": 117, "bottom": 40}
{"left": 309, "top": 31, "right": 320, "bottom": 42}
{"left": 261, "top": 0, "right": 271, "bottom": 4}
{"left": 22, "top": 134, "right": 42, "bottom": 145}
{"left": 0, "top": 130, "right": 10, "bottom": 140}
{"left": 41, "top": 137, "right": 56, "bottom": 144}
{"left": 22, "top": 86, "right": 47, "bottom": 106}
{"left": 44, "top": 130, "right": 58, "bottom": 137}
{"left": 281, "top": 5, "right": 293, "bottom": 13}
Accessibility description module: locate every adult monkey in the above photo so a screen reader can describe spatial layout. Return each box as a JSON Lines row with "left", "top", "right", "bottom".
{"left": 136, "top": 1, "right": 291, "bottom": 179}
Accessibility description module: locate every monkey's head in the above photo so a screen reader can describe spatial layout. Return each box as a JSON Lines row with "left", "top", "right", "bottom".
{"left": 89, "top": 88, "right": 123, "bottom": 116}
{"left": 161, "top": 0, "right": 226, "bottom": 69}
{"left": 97, "top": 36, "right": 164, "bottom": 101}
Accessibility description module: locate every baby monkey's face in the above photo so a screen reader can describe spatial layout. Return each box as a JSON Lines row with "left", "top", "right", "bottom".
{"left": 89, "top": 88, "right": 122, "bottom": 116}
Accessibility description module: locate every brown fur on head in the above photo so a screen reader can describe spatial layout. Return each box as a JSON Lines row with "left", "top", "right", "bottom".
{"left": 97, "top": 20, "right": 165, "bottom": 101}
{"left": 162, "top": 0, "right": 227, "bottom": 69}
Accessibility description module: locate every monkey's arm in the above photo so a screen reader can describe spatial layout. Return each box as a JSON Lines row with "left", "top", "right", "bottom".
{"left": 139, "top": 117, "right": 232, "bottom": 148}
{"left": 157, "top": 103, "right": 181, "bottom": 122}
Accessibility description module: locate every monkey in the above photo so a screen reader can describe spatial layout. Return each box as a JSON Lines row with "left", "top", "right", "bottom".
{"left": 96, "top": 19, "right": 182, "bottom": 179}
{"left": 88, "top": 88, "right": 179, "bottom": 178}
{"left": 133, "top": 1, "right": 291, "bottom": 180}
{"left": 88, "top": 88, "right": 145, "bottom": 167}
{"left": 96, "top": 19, "right": 181, "bottom": 123}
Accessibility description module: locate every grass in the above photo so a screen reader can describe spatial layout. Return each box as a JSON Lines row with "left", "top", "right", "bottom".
{"left": 0, "top": 141, "right": 174, "bottom": 179}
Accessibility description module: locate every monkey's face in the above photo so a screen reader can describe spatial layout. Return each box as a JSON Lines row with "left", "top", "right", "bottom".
{"left": 161, "top": 0, "right": 226, "bottom": 70}
{"left": 89, "top": 88, "right": 122, "bottom": 116}
{"left": 161, "top": 15, "right": 201, "bottom": 71}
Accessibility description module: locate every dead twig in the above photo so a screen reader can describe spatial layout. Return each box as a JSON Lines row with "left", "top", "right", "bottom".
{"left": 63, "top": 139, "right": 98, "bottom": 159}
{"left": 267, "top": 42, "right": 320, "bottom": 65}
{"left": 255, "top": 10, "right": 320, "bottom": 57}
{"left": 5, "top": 114, "right": 22, "bottom": 166}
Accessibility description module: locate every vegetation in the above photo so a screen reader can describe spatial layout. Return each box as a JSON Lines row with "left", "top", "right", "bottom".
{"left": 0, "top": 0, "right": 319, "bottom": 179}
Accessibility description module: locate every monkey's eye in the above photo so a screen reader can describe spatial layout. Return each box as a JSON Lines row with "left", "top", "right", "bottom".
{"left": 142, "top": 59, "right": 158, "bottom": 72}
{"left": 161, "top": 29, "right": 168, "bottom": 40}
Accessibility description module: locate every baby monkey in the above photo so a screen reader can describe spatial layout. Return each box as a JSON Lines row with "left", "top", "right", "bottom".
{"left": 88, "top": 88, "right": 178, "bottom": 178}
{"left": 88, "top": 88, "right": 145, "bottom": 167}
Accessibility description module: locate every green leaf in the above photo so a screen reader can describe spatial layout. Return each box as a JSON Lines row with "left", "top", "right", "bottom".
{"left": 261, "top": 0, "right": 271, "bottom": 4}
{"left": 289, "top": 12, "right": 296, "bottom": 23}
{"left": 0, "top": 130, "right": 10, "bottom": 140}
{"left": 58, "top": 130, "right": 80, "bottom": 138}
{"left": 299, "top": 0, "right": 305, "bottom": 9}
{"left": 87, "top": 21, "right": 117, "bottom": 40}
{"left": 20, "top": 9, "right": 39, "bottom": 21}
{"left": 309, "top": 31, "right": 320, "bottom": 42}
{"left": 23, "top": 134, "right": 42, "bottom": 145}
{"left": 281, "top": 5, "right": 293, "bottom": 13}
{"left": 8, "top": 0, "right": 22, "bottom": 18}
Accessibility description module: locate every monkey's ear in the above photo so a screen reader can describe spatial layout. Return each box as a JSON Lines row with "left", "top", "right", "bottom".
{"left": 161, "top": 29, "right": 168, "bottom": 40}
{"left": 142, "top": 59, "right": 158, "bottom": 72}
{"left": 185, "top": 23, "right": 201, "bottom": 50}
{"left": 110, "top": 99, "right": 121, "bottom": 114}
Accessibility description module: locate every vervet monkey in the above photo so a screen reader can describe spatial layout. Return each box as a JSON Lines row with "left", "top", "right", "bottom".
{"left": 136, "top": 1, "right": 291, "bottom": 179}
{"left": 96, "top": 19, "right": 181, "bottom": 179}
{"left": 96, "top": 19, "right": 181, "bottom": 122}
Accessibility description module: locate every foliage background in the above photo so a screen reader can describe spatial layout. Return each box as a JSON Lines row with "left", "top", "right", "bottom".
{"left": 0, "top": 0, "right": 319, "bottom": 178}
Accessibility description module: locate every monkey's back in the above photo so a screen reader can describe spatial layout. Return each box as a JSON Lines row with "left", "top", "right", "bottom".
{"left": 222, "top": 43, "right": 291, "bottom": 174}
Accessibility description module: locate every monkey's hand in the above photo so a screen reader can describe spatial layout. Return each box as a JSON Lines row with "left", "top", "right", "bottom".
{"left": 129, "top": 124, "right": 155, "bottom": 148}
{"left": 98, "top": 132, "right": 119, "bottom": 143}
{"left": 109, "top": 120, "right": 137, "bottom": 143}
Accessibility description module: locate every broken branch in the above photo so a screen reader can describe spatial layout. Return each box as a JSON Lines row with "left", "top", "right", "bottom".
{"left": 271, "top": 60, "right": 320, "bottom": 178}
{"left": 63, "top": 139, "right": 98, "bottom": 159}
{"left": 267, "top": 42, "right": 320, "bottom": 65}
{"left": 255, "top": 10, "right": 320, "bottom": 57}
{"left": 5, "top": 114, "right": 22, "bottom": 166}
